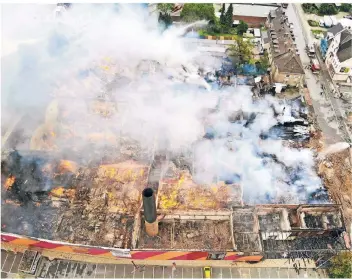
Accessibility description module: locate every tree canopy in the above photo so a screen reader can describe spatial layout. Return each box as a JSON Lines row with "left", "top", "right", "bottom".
{"left": 328, "top": 252, "right": 352, "bottom": 278}
{"left": 227, "top": 36, "right": 254, "bottom": 65}
{"left": 224, "top": 4, "right": 234, "bottom": 30}
{"left": 220, "top": 3, "right": 226, "bottom": 27}
{"left": 319, "top": 4, "right": 338, "bottom": 15}
{"left": 339, "top": 3, "right": 352, "bottom": 13}
{"left": 257, "top": 50, "right": 269, "bottom": 71}
{"left": 158, "top": 12, "right": 172, "bottom": 29}
{"left": 157, "top": 3, "right": 174, "bottom": 14}
{"left": 157, "top": 4, "right": 174, "bottom": 29}
{"left": 302, "top": 3, "right": 318, "bottom": 14}
{"left": 180, "top": 4, "right": 215, "bottom": 22}
{"left": 237, "top": 20, "right": 248, "bottom": 35}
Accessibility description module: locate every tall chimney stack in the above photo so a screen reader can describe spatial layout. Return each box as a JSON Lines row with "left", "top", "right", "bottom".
{"left": 142, "top": 188, "right": 158, "bottom": 236}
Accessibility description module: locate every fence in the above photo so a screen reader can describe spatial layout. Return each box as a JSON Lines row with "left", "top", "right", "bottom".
{"left": 1, "top": 233, "right": 263, "bottom": 261}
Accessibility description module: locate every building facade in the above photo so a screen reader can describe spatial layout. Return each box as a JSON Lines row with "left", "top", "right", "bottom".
{"left": 325, "top": 23, "right": 352, "bottom": 82}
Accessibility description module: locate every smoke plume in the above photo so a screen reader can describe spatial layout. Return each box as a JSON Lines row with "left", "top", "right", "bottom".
{"left": 2, "top": 4, "right": 324, "bottom": 204}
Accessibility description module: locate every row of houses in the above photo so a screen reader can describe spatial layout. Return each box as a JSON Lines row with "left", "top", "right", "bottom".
{"left": 185, "top": 6, "right": 305, "bottom": 87}
{"left": 265, "top": 7, "right": 304, "bottom": 86}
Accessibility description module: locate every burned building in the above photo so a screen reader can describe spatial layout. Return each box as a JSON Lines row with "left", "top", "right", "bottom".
{"left": 1, "top": 143, "right": 348, "bottom": 262}
{"left": 2, "top": 95, "right": 348, "bottom": 263}
{"left": 1, "top": 59, "right": 348, "bottom": 264}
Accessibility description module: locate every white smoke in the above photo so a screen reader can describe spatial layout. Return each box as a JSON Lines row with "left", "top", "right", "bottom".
{"left": 317, "top": 142, "right": 350, "bottom": 160}
{"left": 2, "top": 4, "right": 323, "bottom": 204}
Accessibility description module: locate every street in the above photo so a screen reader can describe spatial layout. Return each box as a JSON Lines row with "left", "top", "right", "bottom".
{"left": 1, "top": 250, "right": 329, "bottom": 278}
{"left": 287, "top": 4, "right": 350, "bottom": 144}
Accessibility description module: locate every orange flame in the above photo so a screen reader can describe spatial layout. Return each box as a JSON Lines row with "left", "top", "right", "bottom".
{"left": 4, "top": 199, "right": 21, "bottom": 206}
{"left": 50, "top": 187, "right": 65, "bottom": 197}
{"left": 59, "top": 160, "right": 77, "bottom": 173}
{"left": 50, "top": 187, "right": 76, "bottom": 199}
{"left": 4, "top": 176, "right": 15, "bottom": 191}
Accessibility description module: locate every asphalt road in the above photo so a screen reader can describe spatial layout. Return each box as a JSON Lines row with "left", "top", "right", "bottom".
{"left": 1, "top": 250, "right": 329, "bottom": 278}
{"left": 287, "top": 4, "right": 349, "bottom": 144}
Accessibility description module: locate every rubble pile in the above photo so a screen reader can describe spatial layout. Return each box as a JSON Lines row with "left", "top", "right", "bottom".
{"left": 318, "top": 149, "right": 352, "bottom": 231}
{"left": 138, "top": 219, "right": 233, "bottom": 251}
{"left": 158, "top": 170, "right": 242, "bottom": 211}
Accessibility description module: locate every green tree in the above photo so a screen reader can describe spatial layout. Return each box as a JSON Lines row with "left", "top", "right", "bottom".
{"left": 157, "top": 3, "right": 174, "bottom": 14}
{"left": 224, "top": 4, "right": 234, "bottom": 30}
{"left": 227, "top": 36, "right": 254, "bottom": 65}
{"left": 220, "top": 3, "right": 226, "bottom": 27}
{"left": 237, "top": 20, "right": 248, "bottom": 35}
{"left": 158, "top": 12, "right": 172, "bottom": 29}
{"left": 180, "top": 4, "right": 215, "bottom": 22}
{"left": 157, "top": 4, "right": 174, "bottom": 29}
{"left": 339, "top": 3, "right": 352, "bottom": 12}
{"left": 319, "top": 4, "right": 338, "bottom": 15}
{"left": 257, "top": 51, "right": 269, "bottom": 71}
{"left": 328, "top": 252, "right": 352, "bottom": 278}
{"left": 302, "top": 3, "right": 318, "bottom": 14}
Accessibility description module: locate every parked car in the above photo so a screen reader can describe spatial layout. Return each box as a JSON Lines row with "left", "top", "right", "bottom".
{"left": 203, "top": 267, "right": 211, "bottom": 278}
{"left": 311, "top": 59, "right": 320, "bottom": 73}
{"left": 306, "top": 44, "right": 315, "bottom": 57}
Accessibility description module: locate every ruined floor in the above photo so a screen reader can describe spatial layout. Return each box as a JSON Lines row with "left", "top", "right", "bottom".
{"left": 138, "top": 219, "right": 233, "bottom": 251}
{"left": 318, "top": 148, "right": 352, "bottom": 236}
{"left": 158, "top": 170, "right": 242, "bottom": 211}
{"left": 1, "top": 159, "right": 149, "bottom": 248}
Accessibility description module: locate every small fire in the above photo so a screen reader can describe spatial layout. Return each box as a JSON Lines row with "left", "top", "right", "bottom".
{"left": 50, "top": 187, "right": 76, "bottom": 199}
{"left": 4, "top": 199, "right": 21, "bottom": 206}
{"left": 59, "top": 160, "right": 78, "bottom": 173}
{"left": 4, "top": 176, "right": 15, "bottom": 190}
{"left": 50, "top": 187, "right": 65, "bottom": 197}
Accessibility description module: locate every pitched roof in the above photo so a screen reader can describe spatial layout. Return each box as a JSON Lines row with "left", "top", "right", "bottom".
{"left": 261, "top": 31, "right": 269, "bottom": 44}
{"left": 267, "top": 7, "right": 303, "bottom": 74}
{"left": 327, "top": 23, "right": 344, "bottom": 37}
{"left": 223, "top": 4, "right": 275, "bottom": 18}
{"left": 273, "top": 51, "right": 304, "bottom": 74}
{"left": 337, "top": 29, "right": 352, "bottom": 62}
{"left": 340, "top": 29, "right": 352, "bottom": 45}
{"left": 267, "top": 8, "right": 297, "bottom": 54}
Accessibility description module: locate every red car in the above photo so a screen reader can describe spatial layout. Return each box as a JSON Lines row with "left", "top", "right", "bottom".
{"left": 311, "top": 59, "right": 320, "bottom": 73}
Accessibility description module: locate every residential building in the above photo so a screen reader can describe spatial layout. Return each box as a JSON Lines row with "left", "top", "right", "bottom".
{"left": 216, "top": 4, "right": 278, "bottom": 28}
{"left": 325, "top": 23, "right": 352, "bottom": 82}
{"left": 265, "top": 7, "right": 304, "bottom": 86}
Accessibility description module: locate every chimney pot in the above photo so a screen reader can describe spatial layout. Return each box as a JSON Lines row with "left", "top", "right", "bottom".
{"left": 142, "top": 188, "right": 158, "bottom": 236}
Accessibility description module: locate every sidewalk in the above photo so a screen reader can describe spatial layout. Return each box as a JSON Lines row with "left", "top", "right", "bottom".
{"left": 293, "top": 3, "right": 351, "bottom": 143}
{"left": 315, "top": 44, "right": 352, "bottom": 142}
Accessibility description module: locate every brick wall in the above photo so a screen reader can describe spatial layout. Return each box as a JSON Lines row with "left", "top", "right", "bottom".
{"left": 233, "top": 15, "right": 266, "bottom": 27}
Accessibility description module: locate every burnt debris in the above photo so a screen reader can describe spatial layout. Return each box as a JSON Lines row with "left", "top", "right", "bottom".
{"left": 1, "top": 150, "right": 76, "bottom": 201}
